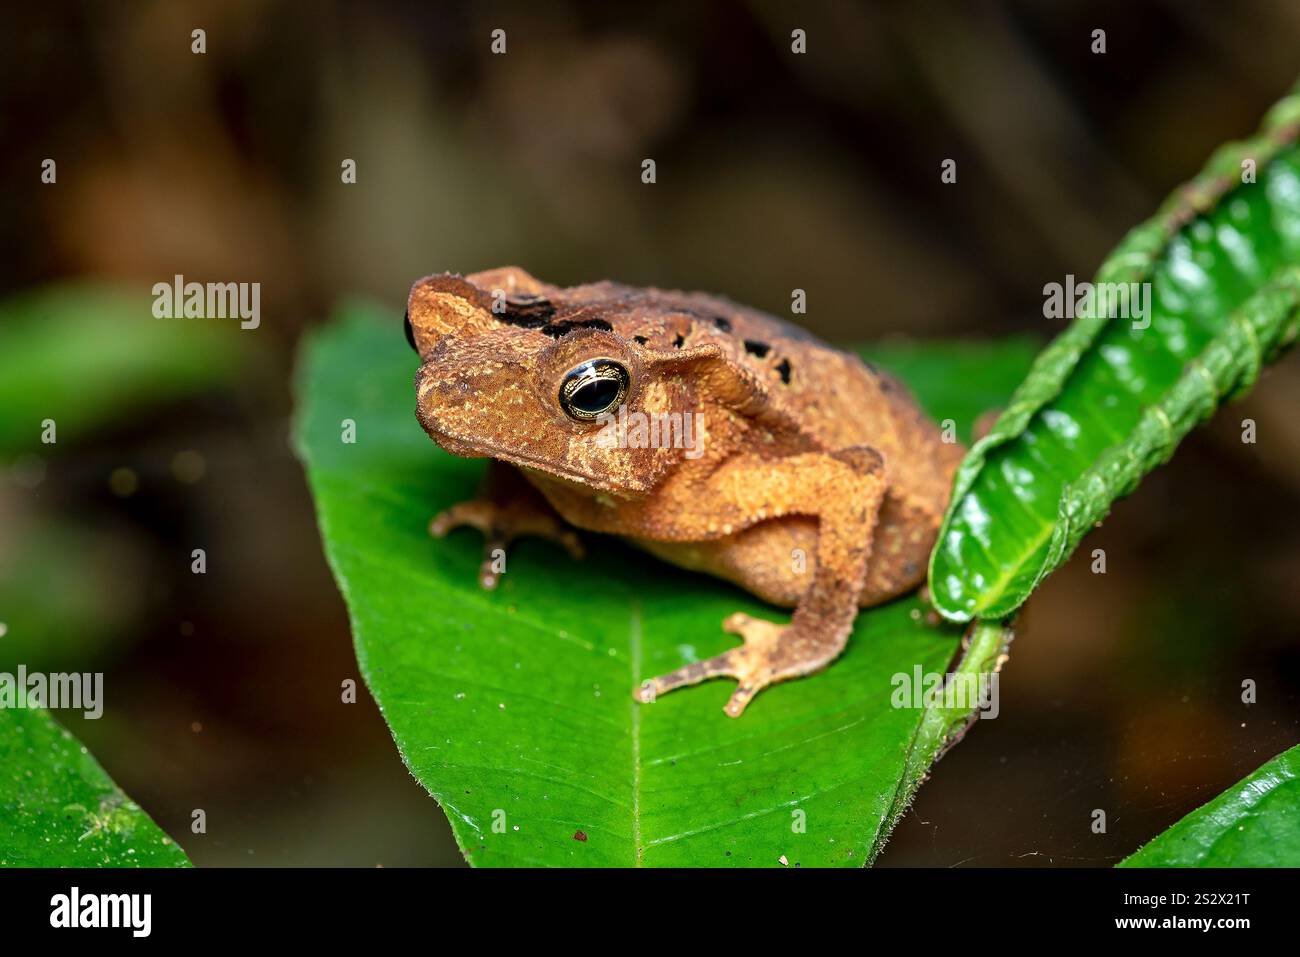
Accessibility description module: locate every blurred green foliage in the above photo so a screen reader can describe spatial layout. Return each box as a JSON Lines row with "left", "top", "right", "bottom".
{"left": 0, "top": 284, "right": 242, "bottom": 454}
{"left": 0, "top": 283, "right": 247, "bottom": 865}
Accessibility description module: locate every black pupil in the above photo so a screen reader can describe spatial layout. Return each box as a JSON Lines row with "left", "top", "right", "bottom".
{"left": 561, "top": 360, "right": 628, "bottom": 420}
{"left": 572, "top": 377, "right": 619, "bottom": 414}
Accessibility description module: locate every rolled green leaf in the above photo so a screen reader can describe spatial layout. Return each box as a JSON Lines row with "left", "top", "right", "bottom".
{"left": 929, "top": 82, "right": 1300, "bottom": 622}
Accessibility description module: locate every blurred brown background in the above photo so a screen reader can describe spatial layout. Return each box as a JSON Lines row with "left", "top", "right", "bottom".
{"left": 1, "top": 0, "right": 1298, "bottom": 866}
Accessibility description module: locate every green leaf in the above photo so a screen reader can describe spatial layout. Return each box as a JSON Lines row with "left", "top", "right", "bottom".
{"left": 0, "top": 283, "right": 243, "bottom": 455}
{"left": 1119, "top": 743, "right": 1300, "bottom": 867}
{"left": 0, "top": 708, "right": 189, "bottom": 867}
{"left": 295, "top": 301, "right": 1029, "bottom": 866}
{"left": 930, "top": 84, "right": 1300, "bottom": 622}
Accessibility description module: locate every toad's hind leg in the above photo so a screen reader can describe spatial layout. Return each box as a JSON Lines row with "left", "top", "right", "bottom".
{"left": 635, "top": 446, "right": 887, "bottom": 716}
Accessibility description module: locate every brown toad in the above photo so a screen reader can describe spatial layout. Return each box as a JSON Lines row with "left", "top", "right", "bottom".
{"left": 407, "top": 267, "right": 962, "bottom": 716}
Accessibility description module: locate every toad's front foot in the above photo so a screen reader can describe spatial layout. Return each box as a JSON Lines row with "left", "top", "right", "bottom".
{"left": 431, "top": 499, "right": 583, "bottom": 589}
{"left": 635, "top": 612, "right": 836, "bottom": 717}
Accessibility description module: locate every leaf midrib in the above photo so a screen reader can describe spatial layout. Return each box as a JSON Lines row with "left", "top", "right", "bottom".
{"left": 629, "top": 601, "right": 644, "bottom": 867}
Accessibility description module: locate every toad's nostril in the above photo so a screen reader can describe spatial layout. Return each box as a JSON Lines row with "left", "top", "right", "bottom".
{"left": 403, "top": 309, "right": 418, "bottom": 353}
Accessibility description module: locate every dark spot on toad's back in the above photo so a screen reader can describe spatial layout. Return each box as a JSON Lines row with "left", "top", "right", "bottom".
{"left": 633, "top": 335, "right": 648, "bottom": 344}
{"left": 743, "top": 339, "right": 771, "bottom": 358}
{"left": 713, "top": 316, "right": 732, "bottom": 332}
{"left": 498, "top": 295, "right": 556, "bottom": 329}
{"left": 541, "top": 318, "right": 613, "bottom": 339}
{"left": 673, "top": 333, "right": 685, "bottom": 348}
{"left": 776, "top": 358, "right": 792, "bottom": 384}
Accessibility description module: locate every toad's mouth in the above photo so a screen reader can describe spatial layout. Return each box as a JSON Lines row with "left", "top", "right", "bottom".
{"left": 423, "top": 425, "right": 651, "bottom": 496}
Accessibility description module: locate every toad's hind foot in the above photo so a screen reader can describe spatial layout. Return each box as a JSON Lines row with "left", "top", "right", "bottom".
{"left": 430, "top": 499, "right": 584, "bottom": 590}
{"left": 635, "top": 612, "right": 827, "bottom": 718}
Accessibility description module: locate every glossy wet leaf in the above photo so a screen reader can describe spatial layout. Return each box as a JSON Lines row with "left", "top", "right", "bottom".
{"left": 296, "top": 302, "right": 1028, "bottom": 866}
{"left": 930, "top": 86, "right": 1300, "bottom": 621}
{"left": 1119, "top": 743, "right": 1300, "bottom": 867}
{"left": 0, "top": 708, "right": 189, "bottom": 867}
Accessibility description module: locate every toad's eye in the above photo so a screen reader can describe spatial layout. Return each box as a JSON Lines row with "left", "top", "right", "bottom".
{"left": 559, "top": 359, "right": 629, "bottom": 422}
